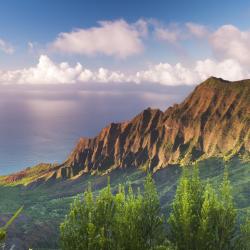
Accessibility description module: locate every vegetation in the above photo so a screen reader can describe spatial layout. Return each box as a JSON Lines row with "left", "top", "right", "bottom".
{"left": 0, "top": 206, "right": 23, "bottom": 245}
{"left": 60, "top": 175, "right": 168, "bottom": 250}
{"left": 0, "top": 158, "right": 249, "bottom": 249}
{"left": 238, "top": 214, "right": 250, "bottom": 250}
{"left": 169, "top": 167, "right": 238, "bottom": 250}
{"left": 61, "top": 166, "right": 250, "bottom": 250}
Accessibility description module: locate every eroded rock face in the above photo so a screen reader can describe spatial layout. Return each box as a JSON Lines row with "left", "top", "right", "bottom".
{"left": 3, "top": 77, "right": 250, "bottom": 184}
{"left": 56, "top": 77, "right": 250, "bottom": 178}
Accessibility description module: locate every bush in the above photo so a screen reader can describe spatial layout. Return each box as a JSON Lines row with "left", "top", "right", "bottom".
{"left": 60, "top": 175, "right": 165, "bottom": 250}
{"left": 168, "top": 167, "right": 237, "bottom": 250}
{"left": 61, "top": 167, "right": 248, "bottom": 250}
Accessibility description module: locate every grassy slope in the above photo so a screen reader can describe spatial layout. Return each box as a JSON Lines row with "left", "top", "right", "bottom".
{"left": 0, "top": 158, "right": 249, "bottom": 249}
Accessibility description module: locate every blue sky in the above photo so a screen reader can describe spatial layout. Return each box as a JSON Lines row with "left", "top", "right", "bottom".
{"left": 0, "top": 0, "right": 250, "bottom": 85}
{"left": 1, "top": 0, "right": 250, "bottom": 173}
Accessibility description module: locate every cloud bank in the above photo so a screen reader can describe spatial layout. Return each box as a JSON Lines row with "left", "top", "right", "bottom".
{"left": 2, "top": 20, "right": 250, "bottom": 85}
{"left": 0, "top": 55, "right": 249, "bottom": 85}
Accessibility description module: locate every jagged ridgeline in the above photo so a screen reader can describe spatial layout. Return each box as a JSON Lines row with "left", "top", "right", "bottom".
{"left": 1, "top": 77, "right": 249, "bottom": 184}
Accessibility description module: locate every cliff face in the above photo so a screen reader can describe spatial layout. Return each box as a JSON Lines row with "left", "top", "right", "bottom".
{"left": 2, "top": 77, "right": 250, "bottom": 184}
{"left": 53, "top": 77, "right": 249, "bottom": 179}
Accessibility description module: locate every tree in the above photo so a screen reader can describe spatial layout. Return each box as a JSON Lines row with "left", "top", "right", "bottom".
{"left": 197, "top": 182, "right": 220, "bottom": 250}
{"left": 60, "top": 174, "right": 165, "bottom": 250}
{"left": 169, "top": 167, "right": 238, "bottom": 250}
{"left": 168, "top": 167, "right": 203, "bottom": 250}
{"left": 115, "top": 184, "right": 144, "bottom": 250}
{"left": 140, "top": 174, "right": 165, "bottom": 249}
{"left": 60, "top": 184, "right": 98, "bottom": 250}
{"left": 215, "top": 170, "right": 237, "bottom": 250}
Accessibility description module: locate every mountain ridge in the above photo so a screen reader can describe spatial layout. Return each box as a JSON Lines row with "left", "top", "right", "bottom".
{"left": 1, "top": 76, "right": 250, "bottom": 185}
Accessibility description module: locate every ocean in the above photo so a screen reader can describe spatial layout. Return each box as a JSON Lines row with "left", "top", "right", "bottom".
{"left": 0, "top": 83, "right": 193, "bottom": 175}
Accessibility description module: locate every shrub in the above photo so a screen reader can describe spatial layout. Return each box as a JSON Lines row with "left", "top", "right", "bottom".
{"left": 60, "top": 175, "right": 165, "bottom": 250}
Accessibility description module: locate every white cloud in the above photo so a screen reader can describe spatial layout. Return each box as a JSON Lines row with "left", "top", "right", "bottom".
{"left": 210, "top": 25, "right": 250, "bottom": 65}
{"left": 135, "top": 63, "right": 197, "bottom": 85}
{"left": 0, "top": 39, "right": 14, "bottom": 54}
{"left": 50, "top": 19, "right": 144, "bottom": 58}
{"left": 0, "top": 55, "right": 248, "bottom": 85}
{"left": 186, "top": 22, "right": 208, "bottom": 38}
{"left": 135, "top": 58, "right": 249, "bottom": 85}
{"left": 154, "top": 22, "right": 208, "bottom": 44}
{"left": 46, "top": 20, "right": 250, "bottom": 66}
{"left": 0, "top": 55, "right": 127, "bottom": 84}
{"left": 154, "top": 22, "right": 250, "bottom": 68}
{"left": 155, "top": 26, "right": 181, "bottom": 44}
{"left": 194, "top": 58, "right": 248, "bottom": 81}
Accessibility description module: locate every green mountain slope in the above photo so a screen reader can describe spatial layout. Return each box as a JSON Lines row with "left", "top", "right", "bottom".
{"left": 0, "top": 158, "right": 249, "bottom": 249}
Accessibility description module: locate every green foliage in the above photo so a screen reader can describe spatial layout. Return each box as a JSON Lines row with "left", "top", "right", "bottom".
{"left": 238, "top": 214, "right": 250, "bottom": 250}
{"left": 169, "top": 167, "right": 238, "bottom": 250}
{"left": 60, "top": 174, "right": 164, "bottom": 250}
{"left": 0, "top": 229, "right": 6, "bottom": 243}
{"left": 0, "top": 158, "right": 249, "bottom": 249}
{"left": 198, "top": 172, "right": 237, "bottom": 250}
{"left": 140, "top": 174, "right": 165, "bottom": 248}
{"left": 0, "top": 206, "right": 23, "bottom": 245}
{"left": 168, "top": 167, "right": 204, "bottom": 250}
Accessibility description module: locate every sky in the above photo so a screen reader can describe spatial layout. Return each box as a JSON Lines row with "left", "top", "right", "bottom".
{"left": 1, "top": 0, "right": 250, "bottom": 86}
{"left": 1, "top": 0, "right": 250, "bottom": 173}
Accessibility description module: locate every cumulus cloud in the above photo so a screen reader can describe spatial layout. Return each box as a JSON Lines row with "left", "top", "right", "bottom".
{"left": 0, "top": 54, "right": 248, "bottom": 86}
{"left": 135, "top": 58, "right": 249, "bottom": 85}
{"left": 0, "top": 39, "right": 14, "bottom": 54}
{"left": 195, "top": 58, "right": 248, "bottom": 81}
{"left": 0, "top": 55, "right": 127, "bottom": 84}
{"left": 210, "top": 25, "right": 250, "bottom": 65}
{"left": 135, "top": 63, "right": 196, "bottom": 85}
{"left": 50, "top": 19, "right": 145, "bottom": 58}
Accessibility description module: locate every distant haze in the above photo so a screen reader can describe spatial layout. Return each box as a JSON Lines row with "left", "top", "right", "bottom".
{"left": 0, "top": 83, "right": 194, "bottom": 175}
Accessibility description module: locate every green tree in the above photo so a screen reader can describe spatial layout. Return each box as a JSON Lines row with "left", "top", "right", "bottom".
{"left": 60, "top": 174, "right": 165, "bottom": 250}
{"left": 215, "top": 170, "right": 237, "bottom": 250}
{"left": 168, "top": 167, "right": 203, "bottom": 250}
{"left": 60, "top": 185, "right": 98, "bottom": 250}
{"left": 140, "top": 174, "right": 165, "bottom": 249}
{"left": 197, "top": 183, "right": 220, "bottom": 250}
{"left": 115, "top": 184, "right": 144, "bottom": 250}
{"left": 169, "top": 167, "right": 238, "bottom": 250}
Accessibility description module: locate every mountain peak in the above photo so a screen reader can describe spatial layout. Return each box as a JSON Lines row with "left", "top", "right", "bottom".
{"left": 200, "top": 76, "right": 250, "bottom": 89}
{"left": 53, "top": 77, "right": 249, "bottom": 179}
